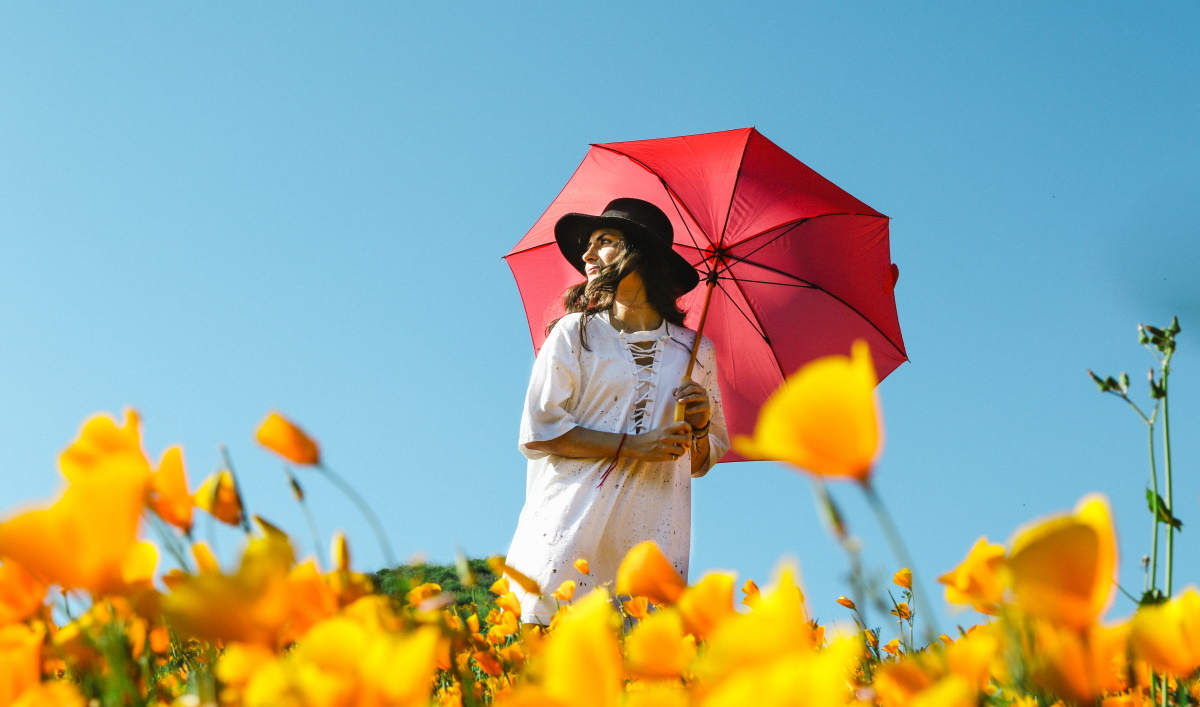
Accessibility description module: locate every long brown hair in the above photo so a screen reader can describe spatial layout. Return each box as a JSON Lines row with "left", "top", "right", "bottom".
{"left": 547, "top": 230, "right": 688, "bottom": 350}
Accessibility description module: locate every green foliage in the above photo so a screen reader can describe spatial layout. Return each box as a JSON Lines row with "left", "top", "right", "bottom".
{"left": 373, "top": 558, "right": 499, "bottom": 610}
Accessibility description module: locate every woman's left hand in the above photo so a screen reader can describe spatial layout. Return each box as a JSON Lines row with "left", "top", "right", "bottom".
{"left": 674, "top": 378, "right": 710, "bottom": 432}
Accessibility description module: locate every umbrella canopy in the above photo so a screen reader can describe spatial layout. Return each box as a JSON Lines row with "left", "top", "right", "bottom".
{"left": 505, "top": 127, "right": 907, "bottom": 462}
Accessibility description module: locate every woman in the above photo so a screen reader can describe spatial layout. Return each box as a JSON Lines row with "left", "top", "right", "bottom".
{"left": 505, "top": 198, "right": 729, "bottom": 623}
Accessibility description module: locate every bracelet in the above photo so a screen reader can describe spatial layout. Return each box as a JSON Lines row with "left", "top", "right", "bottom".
{"left": 691, "top": 420, "right": 710, "bottom": 440}
{"left": 596, "top": 433, "right": 627, "bottom": 488}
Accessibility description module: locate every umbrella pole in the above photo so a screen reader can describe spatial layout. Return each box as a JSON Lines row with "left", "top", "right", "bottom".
{"left": 674, "top": 272, "right": 719, "bottom": 423}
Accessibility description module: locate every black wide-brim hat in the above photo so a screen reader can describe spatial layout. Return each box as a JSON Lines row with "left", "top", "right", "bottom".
{"left": 554, "top": 197, "right": 700, "bottom": 295}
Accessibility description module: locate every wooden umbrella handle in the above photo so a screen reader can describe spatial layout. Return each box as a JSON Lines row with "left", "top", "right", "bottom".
{"left": 674, "top": 274, "right": 718, "bottom": 422}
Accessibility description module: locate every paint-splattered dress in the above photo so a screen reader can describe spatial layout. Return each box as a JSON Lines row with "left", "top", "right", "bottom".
{"left": 505, "top": 311, "right": 729, "bottom": 623}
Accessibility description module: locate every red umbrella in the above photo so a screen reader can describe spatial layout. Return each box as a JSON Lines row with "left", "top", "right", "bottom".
{"left": 504, "top": 127, "right": 906, "bottom": 462}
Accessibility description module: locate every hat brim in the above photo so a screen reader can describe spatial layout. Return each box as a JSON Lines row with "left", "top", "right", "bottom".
{"left": 554, "top": 213, "right": 700, "bottom": 295}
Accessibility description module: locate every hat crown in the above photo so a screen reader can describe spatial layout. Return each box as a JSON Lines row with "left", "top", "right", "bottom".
{"left": 598, "top": 198, "right": 673, "bottom": 246}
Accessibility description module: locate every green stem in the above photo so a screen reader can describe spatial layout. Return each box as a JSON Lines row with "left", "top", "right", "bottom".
{"left": 1147, "top": 417, "right": 1161, "bottom": 596}
{"left": 219, "top": 445, "right": 253, "bottom": 534}
{"left": 318, "top": 462, "right": 398, "bottom": 568}
{"left": 285, "top": 467, "right": 325, "bottom": 563}
{"left": 1162, "top": 357, "right": 1174, "bottom": 598}
{"left": 861, "top": 482, "right": 940, "bottom": 646}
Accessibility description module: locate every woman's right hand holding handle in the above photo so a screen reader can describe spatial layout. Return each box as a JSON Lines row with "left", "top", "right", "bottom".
{"left": 626, "top": 422, "right": 692, "bottom": 462}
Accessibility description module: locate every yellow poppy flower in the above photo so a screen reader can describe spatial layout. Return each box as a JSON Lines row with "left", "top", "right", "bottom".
{"left": 255, "top": 411, "right": 321, "bottom": 466}
{"left": 695, "top": 563, "right": 813, "bottom": 682}
{"left": 734, "top": 341, "right": 881, "bottom": 482}
{"left": 1129, "top": 586, "right": 1200, "bottom": 675}
{"left": 58, "top": 409, "right": 148, "bottom": 481}
{"left": 1007, "top": 494, "right": 1117, "bottom": 629}
{"left": 573, "top": 558, "right": 590, "bottom": 575}
{"left": 10, "top": 681, "right": 85, "bottom": 707}
{"left": 541, "top": 590, "right": 621, "bottom": 707}
{"left": 893, "top": 568, "right": 912, "bottom": 589}
{"left": 0, "top": 459, "right": 153, "bottom": 596}
{"left": 624, "top": 608, "right": 696, "bottom": 679}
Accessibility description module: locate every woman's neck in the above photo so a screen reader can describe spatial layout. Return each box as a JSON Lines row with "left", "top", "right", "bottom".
{"left": 611, "top": 271, "right": 662, "bottom": 332}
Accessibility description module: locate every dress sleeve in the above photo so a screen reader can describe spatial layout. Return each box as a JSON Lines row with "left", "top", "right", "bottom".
{"left": 697, "top": 336, "right": 730, "bottom": 472}
{"left": 518, "top": 317, "right": 582, "bottom": 460}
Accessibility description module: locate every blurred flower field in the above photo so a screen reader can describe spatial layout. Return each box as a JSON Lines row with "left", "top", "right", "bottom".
{"left": 0, "top": 322, "right": 1194, "bottom": 706}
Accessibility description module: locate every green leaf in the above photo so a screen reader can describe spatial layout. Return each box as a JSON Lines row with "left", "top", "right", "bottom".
{"left": 1146, "top": 488, "right": 1183, "bottom": 531}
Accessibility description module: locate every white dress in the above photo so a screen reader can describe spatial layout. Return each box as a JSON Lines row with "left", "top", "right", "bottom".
{"left": 506, "top": 311, "right": 729, "bottom": 623}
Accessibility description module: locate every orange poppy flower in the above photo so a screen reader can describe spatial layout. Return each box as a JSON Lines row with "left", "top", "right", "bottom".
{"left": 837, "top": 595, "right": 856, "bottom": 610}
{"left": 734, "top": 341, "right": 882, "bottom": 483}
{"left": 893, "top": 568, "right": 912, "bottom": 589}
{"left": 147, "top": 446, "right": 193, "bottom": 532}
{"left": 487, "top": 558, "right": 541, "bottom": 597}
{"left": 194, "top": 470, "right": 243, "bottom": 526}
{"left": 676, "top": 572, "right": 736, "bottom": 639}
{"left": 0, "top": 561, "right": 46, "bottom": 625}
{"left": 161, "top": 531, "right": 295, "bottom": 647}
{"left": 255, "top": 411, "right": 320, "bottom": 466}
{"left": 622, "top": 596, "right": 650, "bottom": 620}
{"left": 1026, "top": 619, "right": 1130, "bottom": 704}
{"left": 552, "top": 580, "right": 576, "bottom": 602}
{"left": 0, "top": 623, "right": 44, "bottom": 704}
{"left": 616, "top": 541, "right": 687, "bottom": 606}
{"left": 938, "top": 537, "right": 1006, "bottom": 615}
{"left": 0, "top": 459, "right": 154, "bottom": 596}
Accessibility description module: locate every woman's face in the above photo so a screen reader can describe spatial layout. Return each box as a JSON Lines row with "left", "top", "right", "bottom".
{"left": 582, "top": 227, "right": 624, "bottom": 282}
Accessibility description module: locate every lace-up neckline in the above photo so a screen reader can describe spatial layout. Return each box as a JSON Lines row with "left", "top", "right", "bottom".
{"left": 601, "top": 312, "right": 669, "bottom": 434}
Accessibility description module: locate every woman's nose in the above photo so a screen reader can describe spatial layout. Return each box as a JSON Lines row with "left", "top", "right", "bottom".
{"left": 582, "top": 243, "right": 599, "bottom": 263}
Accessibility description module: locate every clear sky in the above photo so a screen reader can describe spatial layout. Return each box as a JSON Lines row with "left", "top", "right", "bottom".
{"left": 2, "top": 2, "right": 1197, "bottom": 634}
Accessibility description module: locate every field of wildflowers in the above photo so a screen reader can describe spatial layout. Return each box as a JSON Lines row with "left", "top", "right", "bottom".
{"left": 0, "top": 320, "right": 1193, "bottom": 706}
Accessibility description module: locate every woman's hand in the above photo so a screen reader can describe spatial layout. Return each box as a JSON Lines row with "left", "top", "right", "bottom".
{"left": 674, "top": 378, "right": 711, "bottom": 431}
{"left": 627, "top": 422, "right": 692, "bottom": 462}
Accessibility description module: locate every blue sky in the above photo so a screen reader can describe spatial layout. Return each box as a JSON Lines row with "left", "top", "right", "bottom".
{"left": 2, "top": 2, "right": 1197, "bottom": 633}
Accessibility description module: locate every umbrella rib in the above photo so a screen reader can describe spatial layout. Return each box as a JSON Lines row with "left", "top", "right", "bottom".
{"left": 718, "top": 274, "right": 789, "bottom": 383}
{"left": 728, "top": 220, "right": 807, "bottom": 268}
{"left": 729, "top": 212, "right": 889, "bottom": 256}
{"left": 717, "top": 131, "right": 751, "bottom": 250}
{"left": 726, "top": 254, "right": 908, "bottom": 359}
{"left": 712, "top": 277, "right": 770, "bottom": 344}
{"left": 717, "top": 276, "right": 817, "bottom": 289}
{"left": 504, "top": 241, "right": 561, "bottom": 259}
{"left": 592, "top": 144, "right": 716, "bottom": 277}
